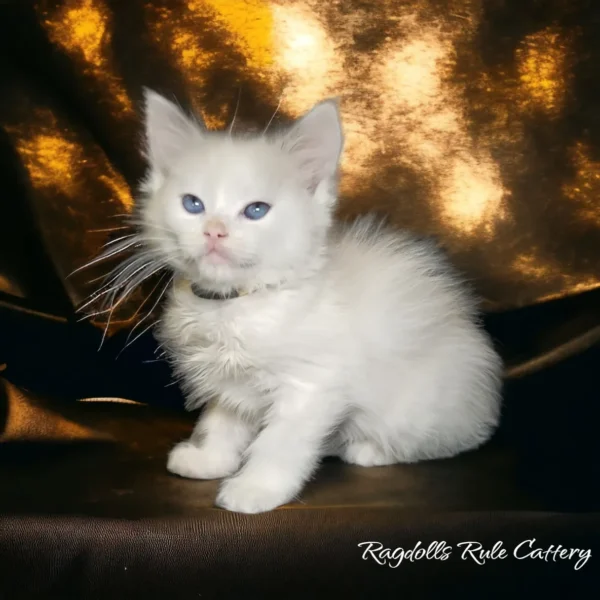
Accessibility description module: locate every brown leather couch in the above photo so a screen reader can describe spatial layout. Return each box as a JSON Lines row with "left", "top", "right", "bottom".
{"left": 1, "top": 1, "right": 599, "bottom": 598}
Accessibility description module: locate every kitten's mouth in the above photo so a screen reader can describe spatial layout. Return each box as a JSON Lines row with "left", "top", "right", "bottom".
{"left": 187, "top": 247, "right": 255, "bottom": 271}
{"left": 203, "top": 249, "right": 230, "bottom": 265}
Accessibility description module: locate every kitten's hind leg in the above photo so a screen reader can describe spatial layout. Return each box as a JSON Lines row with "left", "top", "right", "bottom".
{"left": 167, "top": 400, "right": 255, "bottom": 480}
{"left": 340, "top": 440, "right": 397, "bottom": 467}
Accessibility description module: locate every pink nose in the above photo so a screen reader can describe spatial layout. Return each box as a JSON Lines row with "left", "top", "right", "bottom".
{"left": 203, "top": 222, "right": 228, "bottom": 239}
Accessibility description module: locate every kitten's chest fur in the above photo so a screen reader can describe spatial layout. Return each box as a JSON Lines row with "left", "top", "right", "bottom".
{"left": 159, "top": 286, "right": 286, "bottom": 400}
{"left": 170, "top": 302, "right": 255, "bottom": 374}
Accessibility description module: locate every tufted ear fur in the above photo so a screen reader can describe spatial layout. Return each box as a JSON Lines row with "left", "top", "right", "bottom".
{"left": 143, "top": 88, "right": 200, "bottom": 176}
{"left": 281, "top": 99, "right": 344, "bottom": 194}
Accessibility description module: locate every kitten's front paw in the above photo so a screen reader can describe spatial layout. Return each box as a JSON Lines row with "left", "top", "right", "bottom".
{"left": 167, "top": 442, "right": 240, "bottom": 480}
{"left": 215, "top": 473, "right": 296, "bottom": 514}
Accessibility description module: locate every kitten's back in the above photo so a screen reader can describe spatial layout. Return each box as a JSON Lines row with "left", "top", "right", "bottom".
{"left": 328, "top": 216, "right": 478, "bottom": 332}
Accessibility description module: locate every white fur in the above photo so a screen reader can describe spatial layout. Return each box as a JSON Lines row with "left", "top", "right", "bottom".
{"left": 139, "top": 89, "right": 503, "bottom": 514}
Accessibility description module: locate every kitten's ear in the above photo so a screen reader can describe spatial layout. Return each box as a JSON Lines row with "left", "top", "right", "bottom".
{"left": 281, "top": 99, "right": 344, "bottom": 194}
{"left": 143, "top": 88, "right": 198, "bottom": 174}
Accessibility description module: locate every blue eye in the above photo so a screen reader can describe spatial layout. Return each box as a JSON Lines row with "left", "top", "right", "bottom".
{"left": 182, "top": 194, "right": 205, "bottom": 214}
{"left": 243, "top": 202, "right": 271, "bottom": 220}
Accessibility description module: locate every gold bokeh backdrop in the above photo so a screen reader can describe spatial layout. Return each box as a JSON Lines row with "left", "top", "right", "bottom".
{"left": 3, "top": 0, "right": 600, "bottom": 327}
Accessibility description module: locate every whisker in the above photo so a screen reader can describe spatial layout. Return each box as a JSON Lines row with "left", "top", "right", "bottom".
{"left": 96, "top": 263, "right": 164, "bottom": 346}
{"left": 100, "top": 263, "right": 166, "bottom": 314}
{"left": 124, "top": 273, "right": 172, "bottom": 346}
{"left": 128, "top": 271, "right": 169, "bottom": 322}
{"left": 78, "top": 258, "right": 163, "bottom": 314}
{"left": 263, "top": 94, "right": 284, "bottom": 135}
{"left": 83, "top": 257, "right": 150, "bottom": 287}
{"left": 93, "top": 258, "right": 151, "bottom": 298}
{"left": 99, "top": 249, "right": 158, "bottom": 283}
{"left": 88, "top": 226, "right": 131, "bottom": 233}
{"left": 77, "top": 258, "right": 152, "bottom": 312}
{"left": 126, "top": 220, "right": 174, "bottom": 235}
{"left": 98, "top": 301, "right": 117, "bottom": 351}
{"left": 81, "top": 266, "right": 166, "bottom": 329}
{"left": 105, "top": 259, "right": 166, "bottom": 301}
{"left": 76, "top": 208, "right": 174, "bottom": 352}
{"left": 78, "top": 280, "right": 139, "bottom": 322}
{"left": 68, "top": 239, "right": 141, "bottom": 277}
{"left": 116, "top": 319, "right": 160, "bottom": 359}
{"left": 100, "top": 233, "right": 137, "bottom": 249}
{"left": 228, "top": 87, "right": 242, "bottom": 136}
{"left": 80, "top": 287, "right": 134, "bottom": 321}
{"left": 85, "top": 273, "right": 111, "bottom": 286}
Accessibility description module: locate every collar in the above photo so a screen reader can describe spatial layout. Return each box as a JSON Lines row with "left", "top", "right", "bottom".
{"left": 176, "top": 277, "right": 249, "bottom": 301}
{"left": 190, "top": 283, "right": 248, "bottom": 301}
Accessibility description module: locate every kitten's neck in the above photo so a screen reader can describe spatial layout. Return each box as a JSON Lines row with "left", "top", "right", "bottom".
{"left": 185, "top": 237, "right": 330, "bottom": 299}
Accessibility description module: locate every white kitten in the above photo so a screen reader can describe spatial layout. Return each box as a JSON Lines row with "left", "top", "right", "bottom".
{"left": 137, "top": 89, "right": 503, "bottom": 514}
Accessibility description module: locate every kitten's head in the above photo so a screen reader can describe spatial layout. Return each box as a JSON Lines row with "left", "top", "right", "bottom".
{"left": 138, "top": 90, "right": 344, "bottom": 292}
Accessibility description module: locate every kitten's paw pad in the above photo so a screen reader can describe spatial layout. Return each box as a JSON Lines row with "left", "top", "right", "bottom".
{"left": 167, "top": 442, "right": 239, "bottom": 480}
{"left": 215, "top": 475, "right": 294, "bottom": 514}
{"left": 341, "top": 441, "right": 396, "bottom": 467}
